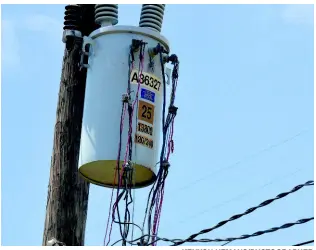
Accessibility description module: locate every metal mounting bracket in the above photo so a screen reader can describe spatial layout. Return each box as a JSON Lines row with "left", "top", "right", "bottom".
{"left": 80, "top": 36, "right": 94, "bottom": 69}
{"left": 165, "top": 67, "right": 172, "bottom": 85}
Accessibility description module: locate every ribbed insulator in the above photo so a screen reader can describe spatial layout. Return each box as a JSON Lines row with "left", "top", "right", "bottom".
{"left": 139, "top": 4, "right": 165, "bottom": 33}
{"left": 95, "top": 4, "right": 118, "bottom": 26}
{"left": 63, "top": 4, "right": 82, "bottom": 31}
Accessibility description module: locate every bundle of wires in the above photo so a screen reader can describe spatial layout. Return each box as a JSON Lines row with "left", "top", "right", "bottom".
{"left": 141, "top": 43, "right": 180, "bottom": 246}
{"left": 104, "top": 40, "right": 147, "bottom": 246}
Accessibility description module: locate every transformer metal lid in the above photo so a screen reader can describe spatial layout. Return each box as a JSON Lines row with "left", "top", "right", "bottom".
{"left": 89, "top": 25, "right": 170, "bottom": 53}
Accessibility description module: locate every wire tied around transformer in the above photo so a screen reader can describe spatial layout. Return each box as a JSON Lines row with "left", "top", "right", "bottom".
{"left": 161, "top": 160, "right": 170, "bottom": 170}
{"left": 168, "top": 105, "right": 178, "bottom": 116}
{"left": 122, "top": 93, "right": 131, "bottom": 104}
{"left": 104, "top": 39, "right": 179, "bottom": 247}
{"left": 140, "top": 43, "right": 180, "bottom": 246}
{"left": 104, "top": 40, "right": 147, "bottom": 246}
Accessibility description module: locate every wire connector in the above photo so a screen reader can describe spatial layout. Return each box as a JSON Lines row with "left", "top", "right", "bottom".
{"left": 149, "top": 43, "right": 168, "bottom": 58}
{"left": 122, "top": 93, "right": 131, "bottom": 104}
{"left": 161, "top": 160, "right": 170, "bottom": 170}
{"left": 168, "top": 105, "right": 178, "bottom": 116}
{"left": 131, "top": 39, "right": 147, "bottom": 52}
{"left": 123, "top": 161, "right": 133, "bottom": 171}
{"left": 137, "top": 238, "right": 148, "bottom": 246}
{"left": 167, "top": 54, "right": 179, "bottom": 64}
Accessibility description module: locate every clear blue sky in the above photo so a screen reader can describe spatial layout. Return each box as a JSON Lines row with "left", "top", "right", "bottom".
{"left": 1, "top": 4, "right": 314, "bottom": 246}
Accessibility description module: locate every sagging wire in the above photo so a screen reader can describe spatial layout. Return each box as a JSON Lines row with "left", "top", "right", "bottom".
{"left": 127, "top": 216, "right": 314, "bottom": 246}
{"left": 104, "top": 40, "right": 147, "bottom": 246}
{"left": 222, "top": 241, "right": 233, "bottom": 246}
{"left": 111, "top": 223, "right": 143, "bottom": 246}
{"left": 130, "top": 167, "right": 137, "bottom": 245}
{"left": 128, "top": 179, "right": 314, "bottom": 246}
{"left": 151, "top": 49, "right": 179, "bottom": 246}
{"left": 183, "top": 217, "right": 314, "bottom": 244}
{"left": 152, "top": 53, "right": 179, "bottom": 242}
{"left": 172, "top": 180, "right": 314, "bottom": 246}
{"left": 140, "top": 43, "right": 180, "bottom": 246}
{"left": 118, "top": 179, "right": 314, "bottom": 246}
{"left": 104, "top": 101, "right": 127, "bottom": 246}
{"left": 130, "top": 43, "right": 140, "bottom": 244}
{"left": 122, "top": 41, "right": 138, "bottom": 246}
{"left": 293, "top": 240, "right": 314, "bottom": 246}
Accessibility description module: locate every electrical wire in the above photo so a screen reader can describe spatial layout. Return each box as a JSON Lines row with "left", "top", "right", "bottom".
{"left": 151, "top": 49, "right": 179, "bottom": 245}
{"left": 145, "top": 47, "right": 168, "bottom": 242}
{"left": 152, "top": 53, "right": 179, "bottom": 243}
{"left": 102, "top": 43, "right": 186, "bottom": 247}
{"left": 177, "top": 130, "right": 308, "bottom": 192}
{"left": 172, "top": 180, "right": 314, "bottom": 246}
{"left": 128, "top": 217, "right": 313, "bottom": 246}
{"left": 107, "top": 102, "right": 128, "bottom": 244}
{"left": 129, "top": 45, "right": 138, "bottom": 243}
{"left": 105, "top": 48, "right": 135, "bottom": 244}
{"left": 103, "top": 102, "right": 127, "bottom": 246}
{"left": 105, "top": 40, "right": 146, "bottom": 246}
{"left": 130, "top": 155, "right": 137, "bottom": 245}
{"left": 293, "top": 240, "right": 314, "bottom": 246}
{"left": 118, "top": 43, "right": 140, "bottom": 246}
{"left": 222, "top": 241, "right": 233, "bottom": 246}
{"left": 181, "top": 217, "right": 314, "bottom": 244}
{"left": 121, "top": 42, "right": 146, "bottom": 245}
{"left": 173, "top": 167, "right": 304, "bottom": 226}
{"left": 139, "top": 44, "right": 179, "bottom": 246}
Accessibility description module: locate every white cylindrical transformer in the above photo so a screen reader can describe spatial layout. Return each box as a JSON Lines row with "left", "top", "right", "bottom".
{"left": 78, "top": 25, "right": 170, "bottom": 188}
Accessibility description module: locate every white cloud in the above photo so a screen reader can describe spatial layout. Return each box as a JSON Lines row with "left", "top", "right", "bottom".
{"left": 2, "top": 20, "right": 21, "bottom": 68}
{"left": 281, "top": 4, "right": 314, "bottom": 25}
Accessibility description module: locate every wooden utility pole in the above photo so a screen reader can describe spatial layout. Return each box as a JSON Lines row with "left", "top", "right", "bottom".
{"left": 42, "top": 4, "right": 99, "bottom": 246}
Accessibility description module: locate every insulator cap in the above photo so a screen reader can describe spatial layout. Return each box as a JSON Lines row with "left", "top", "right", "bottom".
{"left": 95, "top": 4, "right": 118, "bottom": 26}
{"left": 63, "top": 4, "right": 82, "bottom": 31}
{"left": 139, "top": 4, "right": 165, "bottom": 33}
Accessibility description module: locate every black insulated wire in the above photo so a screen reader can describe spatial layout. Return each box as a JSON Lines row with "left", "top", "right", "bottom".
{"left": 293, "top": 240, "right": 314, "bottom": 246}
{"left": 111, "top": 40, "right": 147, "bottom": 245}
{"left": 142, "top": 44, "right": 179, "bottom": 246}
{"left": 126, "top": 216, "right": 314, "bottom": 246}
{"left": 172, "top": 180, "right": 314, "bottom": 246}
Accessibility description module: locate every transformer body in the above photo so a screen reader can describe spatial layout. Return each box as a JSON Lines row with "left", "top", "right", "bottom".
{"left": 78, "top": 25, "right": 170, "bottom": 188}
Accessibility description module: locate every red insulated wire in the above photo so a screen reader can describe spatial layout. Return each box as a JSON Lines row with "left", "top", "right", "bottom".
{"left": 107, "top": 45, "right": 145, "bottom": 245}
{"left": 103, "top": 103, "right": 127, "bottom": 245}
{"left": 152, "top": 70, "right": 179, "bottom": 245}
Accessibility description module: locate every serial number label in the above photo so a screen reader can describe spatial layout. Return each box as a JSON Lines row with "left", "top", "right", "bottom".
{"left": 141, "top": 88, "right": 155, "bottom": 103}
{"left": 135, "top": 134, "right": 153, "bottom": 149}
{"left": 130, "top": 69, "right": 162, "bottom": 93}
{"left": 137, "top": 122, "right": 153, "bottom": 136}
{"left": 138, "top": 100, "right": 155, "bottom": 125}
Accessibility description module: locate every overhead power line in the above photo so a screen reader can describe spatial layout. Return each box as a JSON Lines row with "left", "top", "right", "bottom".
{"left": 293, "top": 240, "right": 314, "bottom": 246}
{"left": 177, "top": 130, "right": 307, "bottom": 191}
{"left": 172, "top": 180, "right": 314, "bottom": 246}
{"left": 176, "top": 217, "right": 314, "bottom": 244}
{"left": 125, "top": 180, "right": 313, "bottom": 246}
{"left": 126, "top": 217, "right": 313, "bottom": 246}
{"left": 174, "top": 167, "right": 303, "bottom": 226}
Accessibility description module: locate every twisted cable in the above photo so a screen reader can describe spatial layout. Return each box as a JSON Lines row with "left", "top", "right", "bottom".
{"left": 172, "top": 180, "right": 314, "bottom": 246}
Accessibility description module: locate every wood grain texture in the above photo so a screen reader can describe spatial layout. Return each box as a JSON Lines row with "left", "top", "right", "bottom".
{"left": 42, "top": 5, "right": 99, "bottom": 246}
